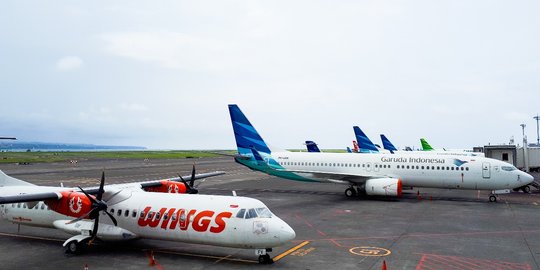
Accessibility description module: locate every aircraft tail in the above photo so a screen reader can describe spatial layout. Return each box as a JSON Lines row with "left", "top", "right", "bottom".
{"left": 380, "top": 134, "right": 397, "bottom": 153}
{"left": 353, "top": 126, "right": 379, "bottom": 153}
{"left": 0, "top": 170, "right": 34, "bottom": 187}
{"left": 305, "top": 141, "right": 321, "bottom": 152}
{"left": 228, "top": 105, "right": 285, "bottom": 155}
{"left": 420, "top": 138, "right": 434, "bottom": 151}
{"left": 352, "top": 141, "right": 359, "bottom": 153}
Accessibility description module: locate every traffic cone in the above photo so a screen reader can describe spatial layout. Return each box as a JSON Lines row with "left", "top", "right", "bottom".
{"left": 84, "top": 264, "right": 89, "bottom": 270}
{"left": 148, "top": 250, "right": 156, "bottom": 266}
{"left": 381, "top": 260, "right": 387, "bottom": 270}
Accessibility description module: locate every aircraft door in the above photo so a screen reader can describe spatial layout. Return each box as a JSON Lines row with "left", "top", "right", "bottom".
{"left": 482, "top": 162, "right": 491, "bottom": 179}
{"left": 374, "top": 163, "right": 380, "bottom": 172}
{"left": 366, "top": 162, "right": 372, "bottom": 172}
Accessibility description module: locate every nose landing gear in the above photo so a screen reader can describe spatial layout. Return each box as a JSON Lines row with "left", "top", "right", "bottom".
{"left": 256, "top": 248, "right": 274, "bottom": 264}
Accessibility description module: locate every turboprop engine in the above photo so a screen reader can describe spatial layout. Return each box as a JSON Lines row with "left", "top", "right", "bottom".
{"left": 365, "top": 178, "right": 402, "bottom": 197}
{"left": 46, "top": 191, "right": 93, "bottom": 218}
{"left": 145, "top": 180, "right": 188, "bottom": 194}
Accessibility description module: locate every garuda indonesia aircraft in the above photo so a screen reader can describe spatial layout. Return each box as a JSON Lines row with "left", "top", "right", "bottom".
{"left": 228, "top": 104, "right": 533, "bottom": 202}
{"left": 0, "top": 169, "right": 294, "bottom": 264}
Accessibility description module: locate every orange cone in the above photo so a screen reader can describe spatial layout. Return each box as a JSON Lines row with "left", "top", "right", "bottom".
{"left": 381, "top": 260, "right": 387, "bottom": 270}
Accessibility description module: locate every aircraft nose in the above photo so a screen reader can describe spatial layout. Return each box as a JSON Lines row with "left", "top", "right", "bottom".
{"left": 522, "top": 171, "right": 534, "bottom": 185}
{"left": 280, "top": 222, "right": 296, "bottom": 243}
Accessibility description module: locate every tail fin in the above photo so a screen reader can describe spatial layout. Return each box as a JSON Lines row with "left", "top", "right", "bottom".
{"left": 353, "top": 126, "right": 379, "bottom": 153}
{"left": 228, "top": 105, "right": 284, "bottom": 155}
{"left": 0, "top": 170, "right": 34, "bottom": 187}
{"left": 380, "top": 134, "right": 397, "bottom": 153}
{"left": 346, "top": 147, "right": 352, "bottom": 153}
{"left": 352, "top": 141, "right": 359, "bottom": 153}
{"left": 420, "top": 138, "right": 434, "bottom": 151}
{"left": 305, "top": 141, "right": 321, "bottom": 152}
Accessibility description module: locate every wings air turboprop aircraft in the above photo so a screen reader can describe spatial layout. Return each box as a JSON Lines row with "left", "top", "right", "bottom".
{"left": 0, "top": 170, "right": 295, "bottom": 264}
{"left": 228, "top": 104, "right": 534, "bottom": 202}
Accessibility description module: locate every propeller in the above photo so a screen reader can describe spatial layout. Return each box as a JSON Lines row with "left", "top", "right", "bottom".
{"left": 67, "top": 171, "right": 117, "bottom": 241}
{"left": 178, "top": 164, "right": 199, "bottom": 194}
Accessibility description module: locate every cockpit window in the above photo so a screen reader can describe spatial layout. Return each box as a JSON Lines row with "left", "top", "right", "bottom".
{"left": 236, "top": 208, "right": 246, "bottom": 218}
{"left": 501, "top": 166, "right": 517, "bottom": 171}
{"left": 245, "top": 208, "right": 258, "bottom": 219}
{"left": 255, "top": 207, "right": 272, "bottom": 218}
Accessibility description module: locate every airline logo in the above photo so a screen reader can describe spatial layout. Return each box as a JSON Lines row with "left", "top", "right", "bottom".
{"left": 138, "top": 207, "right": 233, "bottom": 233}
{"left": 453, "top": 159, "right": 468, "bottom": 167}
{"left": 69, "top": 196, "right": 83, "bottom": 214}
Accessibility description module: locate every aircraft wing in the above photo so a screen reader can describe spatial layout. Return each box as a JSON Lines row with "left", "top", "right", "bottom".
{"left": 278, "top": 169, "right": 389, "bottom": 184}
{"left": 0, "top": 191, "right": 61, "bottom": 204}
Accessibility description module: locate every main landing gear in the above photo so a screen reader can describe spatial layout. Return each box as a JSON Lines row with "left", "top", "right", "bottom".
{"left": 345, "top": 187, "right": 357, "bottom": 197}
{"left": 256, "top": 248, "right": 274, "bottom": 264}
{"left": 65, "top": 239, "right": 88, "bottom": 255}
{"left": 489, "top": 194, "right": 497, "bottom": 202}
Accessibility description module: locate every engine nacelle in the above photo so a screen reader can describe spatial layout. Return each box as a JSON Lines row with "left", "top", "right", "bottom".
{"left": 145, "top": 180, "right": 187, "bottom": 194}
{"left": 45, "top": 191, "right": 93, "bottom": 218}
{"left": 365, "top": 178, "right": 402, "bottom": 197}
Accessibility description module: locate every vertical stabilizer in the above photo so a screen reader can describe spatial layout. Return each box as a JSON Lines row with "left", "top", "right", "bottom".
{"left": 420, "top": 138, "right": 435, "bottom": 151}
{"left": 353, "top": 126, "right": 379, "bottom": 153}
{"left": 305, "top": 141, "right": 321, "bottom": 152}
{"left": 0, "top": 170, "right": 34, "bottom": 187}
{"left": 380, "top": 134, "right": 397, "bottom": 153}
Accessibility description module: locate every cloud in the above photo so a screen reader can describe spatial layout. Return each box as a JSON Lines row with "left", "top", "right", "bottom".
{"left": 100, "top": 31, "right": 229, "bottom": 71}
{"left": 56, "top": 56, "right": 83, "bottom": 71}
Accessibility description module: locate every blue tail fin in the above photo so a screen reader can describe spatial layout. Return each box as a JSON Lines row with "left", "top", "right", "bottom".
{"left": 346, "top": 147, "right": 352, "bottom": 153}
{"left": 380, "top": 134, "right": 397, "bottom": 153}
{"left": 229, "top": 104, "right": 273, "bottom": 155}
{"left": 305, "top": 141, "right": 321, "bottom": 152}
{"left": 353, "top": 126, "right": 379, "bottom": 153}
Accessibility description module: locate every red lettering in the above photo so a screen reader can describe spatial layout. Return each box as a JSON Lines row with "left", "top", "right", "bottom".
{"left": 192, "top": 211, "right": 215, "bottom": 232}
{"left": 161, "top": 208, "right": 176, "bottom": 229}
{"left": 210, "top": 212, "right": 232, "bottom": 233}
{"left": 137, "top": 207, "right": 166, "bottom": 228}
{"left": 137, "top": 206, "right": 153, "bottom": 226}
{"left": 179, "top": 209, "right": 197, "bottom": 231}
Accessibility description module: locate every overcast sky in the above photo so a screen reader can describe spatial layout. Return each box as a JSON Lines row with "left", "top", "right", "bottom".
{"left": 1, "top": 1, "right": 539, "bottom": 150}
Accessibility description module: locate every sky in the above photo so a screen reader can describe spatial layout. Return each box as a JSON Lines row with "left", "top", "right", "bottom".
{"left": 1, "top": 1, "right": 539, "bottom": 150}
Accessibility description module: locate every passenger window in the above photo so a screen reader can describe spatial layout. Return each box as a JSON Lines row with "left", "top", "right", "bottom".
{"left": 163, "top": 213, "right": 169, "bottom": 220}
{"left": 437, "top": 166, "right": 440, "bottom": 170}
{"left": 446, "top": 167, "right": 450, "bottom": 170}
{"left": 172, "top": 213, "right": 177, "bottom": 220}
{"left": 132, "top": 210, "right": 137, "bottom": 218}
{"left": 441, "top": 167, "right": 444, "bottom": 170}
{"left": 421, "top": 166, "right": 424, "bottom": 169}
{"left": 466, "top": 167, "right": 469, "bottom": 171}
{"left": 117, "top": 209, "right": 122, "bottom": 216}
{"left": 125, "top": 210, "right": 130, "bottom": 217}
{"left": 406, "top": 165, "right": 409, "bottom": 169}
{"left": 140, "top": 211, "right": 146, "bottom": 218}
{"left": 451, "top": 167, "right": 454, "bottom": 171}
{"left": 461, "top": 167, "right": 464, "bottom": 171}
{"left": 236, "top": 209, "right": 246, "bottom": 218}
{"left": 155, "top": 212, "right": 161, "bottom": 220}
{"left": 111, "top": 208, "right": 115, "bottom": 214}
{"left": 41, "top": 204, "right": 45, "bottom": 210}
{"left": 416, "top": 166, "right": 419, "bottom": 169}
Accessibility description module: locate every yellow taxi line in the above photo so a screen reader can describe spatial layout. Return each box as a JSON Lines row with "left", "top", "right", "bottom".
{"left": 273, "top": 241, "right": 310, "bottom": 262}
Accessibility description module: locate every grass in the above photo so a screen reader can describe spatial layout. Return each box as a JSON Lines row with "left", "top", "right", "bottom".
{"left": 0, "top": 150, "right": 237, "bottom": 164}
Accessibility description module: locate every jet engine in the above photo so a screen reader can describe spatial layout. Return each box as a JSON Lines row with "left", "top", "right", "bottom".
{"left": 46, "top": 191, "right": 93, "bottom": 218}
{"left": 364, "top": 178, "right": 402, "bottom": 197}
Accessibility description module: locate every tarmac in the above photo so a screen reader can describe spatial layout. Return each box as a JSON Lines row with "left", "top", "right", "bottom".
{"left": 1, "top": 156, "right": 540, "bottom": 269}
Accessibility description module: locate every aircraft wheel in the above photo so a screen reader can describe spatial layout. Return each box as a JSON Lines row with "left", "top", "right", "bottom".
{"left": 489, "top": 195, "right": 497, "bottom": 202}
{"left": 522, "top": 186, "right": 531, "bottom": 193}
{"left": 65, "top": 240, "right": 80, "bottom": 254}
{"left": 345, "top": 187, "right": 356, "bottom": 198}
{"left": 258, "top": 254, "right": 273, "bottom": 264}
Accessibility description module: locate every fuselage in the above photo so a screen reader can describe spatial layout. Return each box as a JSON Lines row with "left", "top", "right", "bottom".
{"left": 237, "top": 151, "right": 533, "bottom": 191}
{"left": 0, "top": 191, "right": 295, "bottom": 249}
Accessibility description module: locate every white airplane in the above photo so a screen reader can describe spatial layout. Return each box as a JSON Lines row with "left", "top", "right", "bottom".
{"left": 0, "top": 169, "right": 295, "bottom": 264}
{"left": 228, "top": 104, "right": 534, "bottom": 202}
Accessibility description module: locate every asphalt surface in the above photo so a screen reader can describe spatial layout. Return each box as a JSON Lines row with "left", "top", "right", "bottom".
{"left": 1, "top": 157, "right": 540, "bottom": 270}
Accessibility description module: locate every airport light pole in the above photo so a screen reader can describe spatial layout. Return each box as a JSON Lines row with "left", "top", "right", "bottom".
{"left": 520, "top": 124, "right": 529, "bottom": 172}
{"left": 534, "top": 114, "right": 540, "bottom": 146}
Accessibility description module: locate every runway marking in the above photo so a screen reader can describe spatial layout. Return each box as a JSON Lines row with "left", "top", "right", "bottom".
{"left": 295, "top": 213, "right": 328, "bottom": 237}
{"left": 0, "top": 231, "right": 257, "bottom": 264}
{"left": 273, "top": 240, "right": 310, "bottom": 262}
{"left": 349, "top": 246, "right": 391, "bottom": 257}
{"left": 416, "top": 253, "right": 532, "bottom": 270}
{"left": 298, "top": 228, "right": 540, "bottom": 244}
{"left": 0, "top": 231, "right": 64, "bottom": 242}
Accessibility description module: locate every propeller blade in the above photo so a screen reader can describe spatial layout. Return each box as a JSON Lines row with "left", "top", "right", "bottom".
{"left": 105, "top": 211, "right": 118, "bottom": 226}
{"left": 190, "top": 164, "right": 196, "bottom": 187}
{"left": 78, "top": 186, "right": 98, "bottom": 205}
{"left": 96, "top": 171, "right": 105, "bottom": 201}
{"left": 178, "top": 174, "right": 192, "bottom": 192}
{"left": 91, "top": 214, "right": 100, "bottom": 238}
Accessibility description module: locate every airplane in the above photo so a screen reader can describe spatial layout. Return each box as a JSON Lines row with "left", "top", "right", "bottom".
{"left": 0, "top": 137, "right": 16, "bottom": 140}
{"left": 305, "top": 140, "right": 321, "bottom": 152}
{"left": 420, "top": 138, "right": 485, "bottom": 157}
{"left": 228, "top": 104, "right": 534, "bottom": 202}
{"left": 0, "top": 169, "right": 295, "bottom": 264}
{"left": 380, "top": 134, "right": 398, "bottom": 154}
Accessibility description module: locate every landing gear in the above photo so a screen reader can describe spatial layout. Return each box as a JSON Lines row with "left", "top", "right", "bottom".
{"left": 65, "top": 240, "right": 86, "bottom": 255}
{"left": 522, "top": 185, "right": 531, "bottom": 193}
{"left": 258, "top": 254, "right": 273, "bottom": 264}
{"left": 489, "top": 195, "right": 497, "bottom": 202}
{"left": 345, "top": 187, "right": 357, "bottom": 198}
{"left": 256, "top": 248, "right": 273, "bottom": 264}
